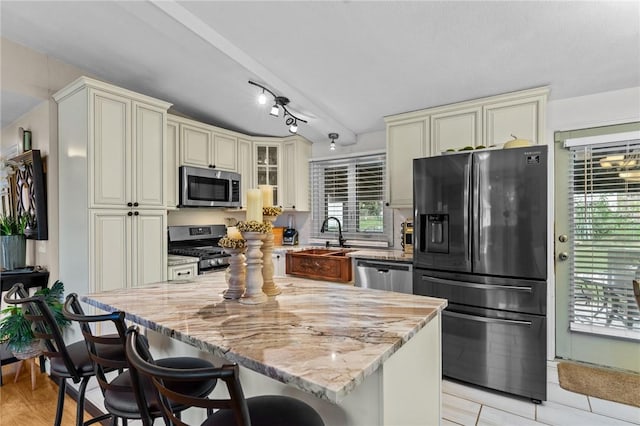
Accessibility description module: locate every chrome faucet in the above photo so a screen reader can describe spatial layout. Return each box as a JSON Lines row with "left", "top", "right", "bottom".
{"left": 320, "top": 216, "right": 346, "bottom": 247}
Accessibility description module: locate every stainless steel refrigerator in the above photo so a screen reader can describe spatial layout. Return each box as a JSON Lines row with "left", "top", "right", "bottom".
{"left": 413, "top": 145, "right": 548, "bottom": 403}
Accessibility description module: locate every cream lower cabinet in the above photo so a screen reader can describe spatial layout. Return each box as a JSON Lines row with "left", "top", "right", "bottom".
{"left": 386, "top": 118, "right": 428, "bottom": 208}
{"left": 168, "top": 263, "right": 198, "bottom": 281}
{"left": 90, "top": 209, "right": 167, "bottom": 292}
{"left": 272, "top": 253, "right": 286, "bottom": 277}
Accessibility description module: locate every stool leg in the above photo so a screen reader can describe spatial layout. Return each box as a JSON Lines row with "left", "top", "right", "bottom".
{"left": 76, "top": 376, "right": 89, "bottom": 426}
{"left": 54, "top": 378, "right": 66, "bottom": 426}
{"left": 14, "top": 360, "right": 24, "bottom": 383}
{"left": 30, "top": 358, "right": 37, "bottom": 390}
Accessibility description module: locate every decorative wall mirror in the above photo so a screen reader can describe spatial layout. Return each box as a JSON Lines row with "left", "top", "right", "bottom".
{"left": 7, "top": 150, "right": 48, "bottom": 240}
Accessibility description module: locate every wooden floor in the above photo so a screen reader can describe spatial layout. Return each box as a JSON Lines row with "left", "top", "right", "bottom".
{"left": 0, "top": 362, "right": 93, "bottom": 426}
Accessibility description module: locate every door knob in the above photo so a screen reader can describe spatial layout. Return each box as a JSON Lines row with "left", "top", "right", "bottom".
{"left": 558, "top": 234, "right": 568, "bottom": 243}
{"left": 558, "top": 252, "right": 569, "bottom": 261}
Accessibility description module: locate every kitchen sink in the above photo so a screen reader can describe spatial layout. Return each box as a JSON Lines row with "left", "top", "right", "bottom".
{"left": 285, "top": 248, "right": 355, "bottom": 283}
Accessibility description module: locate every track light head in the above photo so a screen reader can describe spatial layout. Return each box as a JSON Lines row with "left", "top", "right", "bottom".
{"left": 249, "top": 80, "right": 307, "bottom": 132}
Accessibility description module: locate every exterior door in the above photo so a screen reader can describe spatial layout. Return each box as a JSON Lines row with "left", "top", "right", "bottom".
{"left": 554, "top": 125, "right": 640, "bottom": 372}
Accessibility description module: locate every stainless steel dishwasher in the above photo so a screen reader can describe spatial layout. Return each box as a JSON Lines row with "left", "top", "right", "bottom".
{"left": 354, "top": 259, "right": 413, "bottom": 294}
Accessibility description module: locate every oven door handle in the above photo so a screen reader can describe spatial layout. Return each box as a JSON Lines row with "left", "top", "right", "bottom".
{"left": 422, "top": 275, "right": 532, "bottom": 292}
{"left": 444, "top": 310, "right": 532, "bottom": 326}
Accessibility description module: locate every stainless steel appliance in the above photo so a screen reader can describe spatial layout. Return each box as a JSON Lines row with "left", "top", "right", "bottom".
{"left": 355, "top": 259, "right": 413, "bottom": 294}
{"left": 168, "top": 225, "right": 230, "bottom": 273}
{"left": 282, "top": 214, "right": 298, "bottom": 245}
{"left": 401, "top": 219, "right": 413, "bottom": 254}
{"left": 413, "top": 145, "right": 548, "bottom": 403}
{"left": 179, "top": 166, "right": 241, "bottom": 208}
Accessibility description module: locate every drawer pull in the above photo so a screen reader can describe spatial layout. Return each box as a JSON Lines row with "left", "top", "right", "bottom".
{"left": 176, "top": 271, "right": 191, "bottom": 276}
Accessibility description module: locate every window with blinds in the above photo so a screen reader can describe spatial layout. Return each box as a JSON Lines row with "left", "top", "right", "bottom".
{"left": 568, "top": 140, "right": 640, "bottom": 340}
{"left": 310, "top": 154, "right": 391, "bottom": 245}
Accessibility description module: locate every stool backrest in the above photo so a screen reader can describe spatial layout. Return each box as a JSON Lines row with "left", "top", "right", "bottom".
{"left": 125, "top": 326, "right": 251, "bottom": 426}
{"left": 62, "top": 293, "right": 153, "bottom": 421}
{"left": 3, "top": 283, "right": 81, "bottom": 383}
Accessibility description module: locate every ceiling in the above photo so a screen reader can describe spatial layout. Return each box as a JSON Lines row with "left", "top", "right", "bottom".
{"left": 2, "top": 1, "right": 639, "bottom": 146}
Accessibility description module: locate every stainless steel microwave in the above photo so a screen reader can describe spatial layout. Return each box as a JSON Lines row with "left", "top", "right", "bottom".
{"left": 179, "top": 166, "right": 241, "bottom": 208}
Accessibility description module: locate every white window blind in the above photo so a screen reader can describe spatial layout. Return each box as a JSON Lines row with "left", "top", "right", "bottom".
{"left": 310, "top": 154, "right": 391, "bottom": 245}
{"left": 568, "top": 140, "right": 640, "bottom": 340}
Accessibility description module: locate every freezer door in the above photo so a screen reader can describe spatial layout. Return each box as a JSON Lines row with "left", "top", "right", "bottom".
{"left": 472, "top": 146, "right": 547, "bottom": 279}
{"left": 442, "top": 304, "right": 547, "bottom": 402}
{"left": 414, "top": 269, "right": 546, "bottom": 315}
{"left": 413, "top": 154, "right": 471, "bottom": 272}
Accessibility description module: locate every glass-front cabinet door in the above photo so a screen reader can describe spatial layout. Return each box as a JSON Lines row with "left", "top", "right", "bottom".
{"left": 254, "top": 142, "right": 281, "bottom": 206}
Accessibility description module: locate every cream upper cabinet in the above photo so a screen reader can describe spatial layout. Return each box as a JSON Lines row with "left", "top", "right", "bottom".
{"left": 89, "top": 90, "right": 166, "bottom": 209}
{"left": 237, "top": 138, "right": 253, "bottom": 208}
{"left": 483, "top": 93, "right": 546, "bottom": 147}
{"left": 431, "top": 106, "right": 482, "bottom": 152}
{"left": 281, "top": 136, "right": 311, "bottom": 211}
{"left": 179, "top": 118, "right": 238, "bottom": 171}
{"left": 385, "top": 87, "right": 548, "bottom": 208}
{"left": 385, "top": 118, "right": 428, "bottom": 208}
{"left": 253, "top": 140, "right": 282, "bottom": 206}
{"left": 55, "top": 76, "right": 171, "bottom": 293}
{"left": 165, "top": 119, "right": 179, "bottom": 209}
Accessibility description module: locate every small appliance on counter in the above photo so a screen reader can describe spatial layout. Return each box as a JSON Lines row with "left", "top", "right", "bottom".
{"left": 282, "top": 214, "right": 299, "bottom": 246}
{"left": 401, "top": 219, "right": 413, "bottom": 253}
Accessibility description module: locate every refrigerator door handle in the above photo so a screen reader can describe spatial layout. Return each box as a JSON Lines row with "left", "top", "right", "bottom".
{"left": 421, "top": 275, "right": 533, "bottom": 292}
{"left": 472, "top": 157, "right": 480, "bottom": 265}
{"left": 444, "top": 310, "right": 533, "bottom": 326}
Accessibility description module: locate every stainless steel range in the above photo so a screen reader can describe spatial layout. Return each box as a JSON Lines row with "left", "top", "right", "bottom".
{"left": 168, "top": 225, "right": 230, "bottom": 274}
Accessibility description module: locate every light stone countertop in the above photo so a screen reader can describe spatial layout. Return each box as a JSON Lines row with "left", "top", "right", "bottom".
{"left": 82, "top": 274, "right": 446, "bottom": 403}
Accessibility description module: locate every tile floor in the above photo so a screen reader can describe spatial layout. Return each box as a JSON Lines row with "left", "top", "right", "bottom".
{"left": 83, "top": 361, "right": 640, "bottom": 425}
{"left": 442, "top": 362, "right": 640, "bottom": 426}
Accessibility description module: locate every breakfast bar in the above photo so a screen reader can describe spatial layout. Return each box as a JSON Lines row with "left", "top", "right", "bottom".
{"left": 82, "top": 274, "right": 447, "bottom": 425}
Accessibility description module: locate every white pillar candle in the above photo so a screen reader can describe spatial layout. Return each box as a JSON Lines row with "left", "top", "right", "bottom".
{"left": 227, "top": 226, "right": 242, "bottom": 240}
{"left": 258, "top": 184, "right": 273, "bottom": 208}
{"left": 246, "top": 189, "right": 263, "bottom": 222}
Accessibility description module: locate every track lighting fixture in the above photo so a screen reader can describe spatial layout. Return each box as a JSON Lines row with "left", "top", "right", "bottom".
{"left": 329, "top": 132, "right": 338, "bottom": 151}
{"left": 249, "top": 80, "right": 307, "bottom": 134}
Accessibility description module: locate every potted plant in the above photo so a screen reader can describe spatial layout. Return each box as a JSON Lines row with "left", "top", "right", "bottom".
{"left": 0, "top": 214, "right": 28, "bottom": 270}
{"left": 0, "top": 280, "right": 70, "bottom": 359}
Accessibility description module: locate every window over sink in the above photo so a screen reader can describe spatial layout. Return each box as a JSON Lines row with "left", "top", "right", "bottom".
{"left": 310, "top": 153, "right": 391, "bottom": 246}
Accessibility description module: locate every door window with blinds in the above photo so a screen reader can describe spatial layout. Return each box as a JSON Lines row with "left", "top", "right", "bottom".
{"left": 567, "top": 138, "right": 640, "bottom": 340}
{"left": 310, "top": 154, "right": 391, "bottom": 246}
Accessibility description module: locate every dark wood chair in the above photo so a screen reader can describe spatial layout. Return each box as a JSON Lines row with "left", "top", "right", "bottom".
{"left": 125, "top": 326, "right": 325, "bottom": 426}
{"left": 63, "top": 293, "right": 218, "bottom": 426}
{"left": 3, "top": 283, "right": 113, "bottom": 426}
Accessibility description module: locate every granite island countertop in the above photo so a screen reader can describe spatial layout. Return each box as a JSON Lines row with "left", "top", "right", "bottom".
{"left": 82, "top": 273, "right": 446, "bottom": 403}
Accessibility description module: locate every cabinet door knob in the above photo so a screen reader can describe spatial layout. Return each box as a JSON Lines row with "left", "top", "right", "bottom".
{"left": 127, "top": 202, "right": 133, "bottom": 207}
{"left": 133, "top": 202, "right": 139, "bottom": 207}
{"left": 128, "top": 211, "right": 133, "bottom": 216}
{"left": 211, "top": 164, "right": 216, "bottom": 169}
{"left": 134, "top": 211, "right": 139, "bottom": 216}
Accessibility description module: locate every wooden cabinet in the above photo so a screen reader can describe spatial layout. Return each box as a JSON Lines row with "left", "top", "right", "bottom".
{"left": 55, "top": 76, "right": 171, "bottom": 293}
{"left": 386, "top": 118, "right": 428, "bottom": 208}
{"left": 179, "top": 118, "right": 237, "bottom": 171}
{"left": 282, "top": 136, "right": 311, "bottom": 211}
{"left": 483, "top": 94, "right": 546, "bottom": 147}
{"left": 253, "top": 140, "right": 282, "bottom": 206}
{"left": 385, "top": 87, "right": 548, "bottom": 208}
{"left": 90, "top": 90, "right": 166, "bottom": 209}
{"left": 90, "top": 209, "right": 166, "bottom": 292}
{"left": 165, "top": 118, "right": 179, "bottom": 209}
{"left": 237, "top": 138, "right": 253, "bottom": 208}
{"left": 431, "top": 106, "right": 482, "bottom": 152}
{"left": 168, "top": 263, "right": 198, "bottom": 281}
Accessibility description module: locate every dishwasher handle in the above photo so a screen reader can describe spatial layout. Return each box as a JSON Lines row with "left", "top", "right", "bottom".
{"left": 356, "top": 260, "right": 412, "bottom": 273}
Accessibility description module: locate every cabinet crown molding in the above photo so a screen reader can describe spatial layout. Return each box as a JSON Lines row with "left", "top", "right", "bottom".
{"left": 384, "top": 86, "right": 549, "bottom": 124}
{"left": 52, "top": 76, "right": 173, "bottom": 110}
